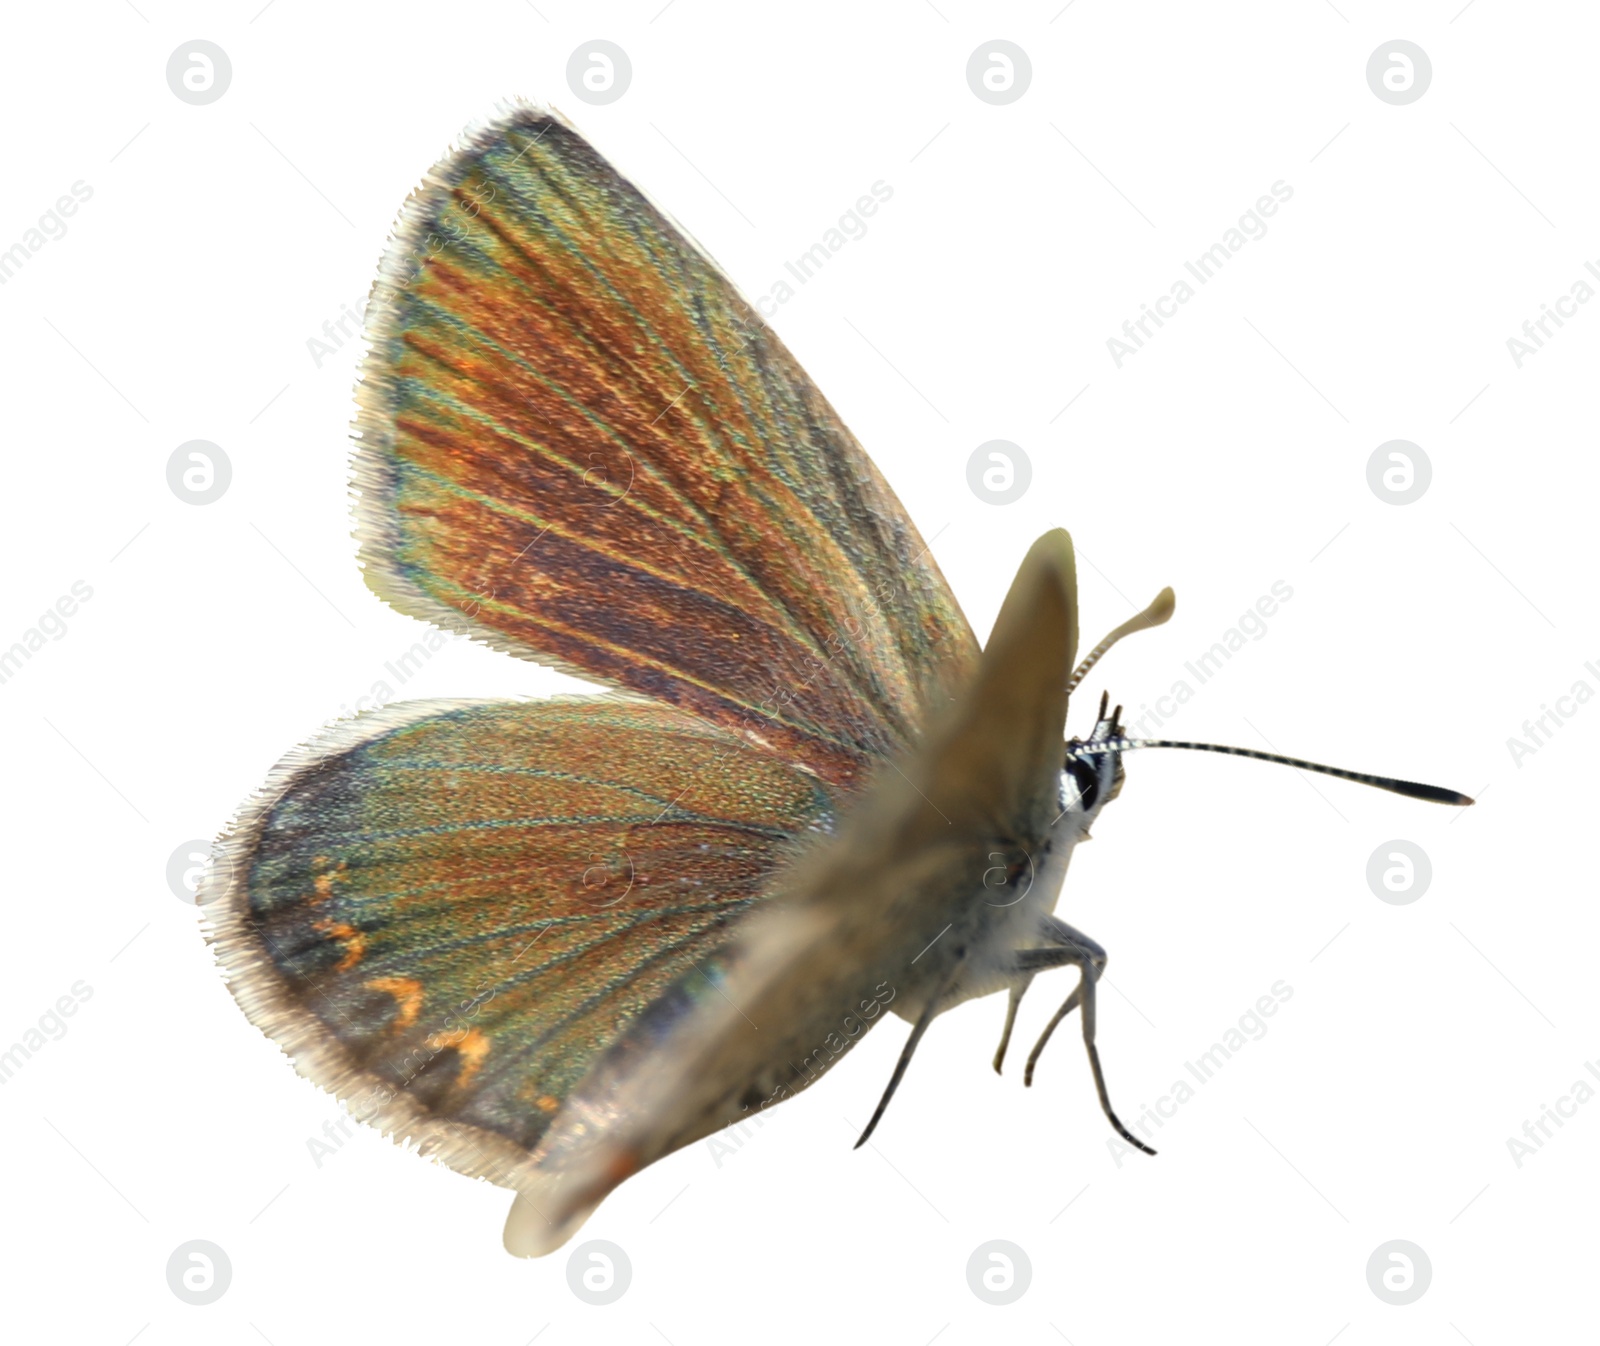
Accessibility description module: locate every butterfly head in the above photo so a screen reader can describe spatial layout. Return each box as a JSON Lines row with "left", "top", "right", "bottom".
{"left": 1060, "top": 690, "right": 1128, "bottom": 823}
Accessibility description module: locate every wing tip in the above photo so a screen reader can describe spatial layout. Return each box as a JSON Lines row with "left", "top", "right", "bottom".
{"left": 988, "top": 529, "right": 1080, "bottom": 674}
{"left": 501, "top": 1180, "right": 614, "bottom": 1258}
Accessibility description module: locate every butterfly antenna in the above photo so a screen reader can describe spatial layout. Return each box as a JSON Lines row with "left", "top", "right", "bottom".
{"left": 1067, "top": 587, "right": 1176, "bottom": 695}
{"left": 1071, "top": 738, "right": 1474, "bottom": 806}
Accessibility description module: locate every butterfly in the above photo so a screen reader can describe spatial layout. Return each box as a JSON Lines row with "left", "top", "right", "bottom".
{"left": 201, "top": 104, "right": 1472, "bottom": 1258}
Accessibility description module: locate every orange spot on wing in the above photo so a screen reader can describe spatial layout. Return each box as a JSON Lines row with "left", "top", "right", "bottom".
{"left": 425, "top": 1027, "right": 491, "bottom": 1089}
{"left": 364, "top": 976, "right": 423, "bottom": 1029}
{"left": 534, "top": 1094, "right": 560, "bottom": 1113}
{"left": 311, "top": 856, "right": 349, "bottom": 903}
{"left": 313, "top": 918, "right": 365, "bottom": 971}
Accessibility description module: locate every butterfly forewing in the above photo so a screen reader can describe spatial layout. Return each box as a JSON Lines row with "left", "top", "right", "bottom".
{"left": 354, "top": 108, "right": 978, "bottom": 790}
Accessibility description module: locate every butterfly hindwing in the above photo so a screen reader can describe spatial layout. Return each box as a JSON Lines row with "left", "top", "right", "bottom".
{"left": 203, "top": 697, "right": 838, "bottom": 1187}
{"left": 354, "top": 107, "right": 978, "bottom": 790}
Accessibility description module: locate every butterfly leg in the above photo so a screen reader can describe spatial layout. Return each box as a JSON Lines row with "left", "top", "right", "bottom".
{"left": 854, "top": 960, "right": 961, "bottom": 1149}
{"left": 1022, "top": 916, "right": 1105, "bottom": 1084}
{"left": 992, "top": 977, "right": 1034, "bottom": 1074}
{"left": 1011, "top": 928, "right": 1155, "bottom": 1156}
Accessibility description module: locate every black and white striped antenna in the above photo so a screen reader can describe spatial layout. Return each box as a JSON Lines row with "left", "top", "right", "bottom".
{"left": 1069, "top": 736, "right": 1473, "bottom": 806}
{"left": 1065, "top": 587, "right": 1474, "bottom": 807}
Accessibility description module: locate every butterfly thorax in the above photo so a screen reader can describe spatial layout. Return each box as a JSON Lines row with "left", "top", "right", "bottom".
{"left": 893, "top": 715, "right": 1125, "bottom": 1022}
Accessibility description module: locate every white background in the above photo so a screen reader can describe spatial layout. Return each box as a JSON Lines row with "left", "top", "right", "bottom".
{"left": 1, "top": 1, "right": 1593, "bottom": 1342}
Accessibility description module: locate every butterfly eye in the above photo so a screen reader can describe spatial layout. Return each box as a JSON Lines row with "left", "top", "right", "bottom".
{"left": 1062, "top": 749, "right": 1100, "bottom": 813}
